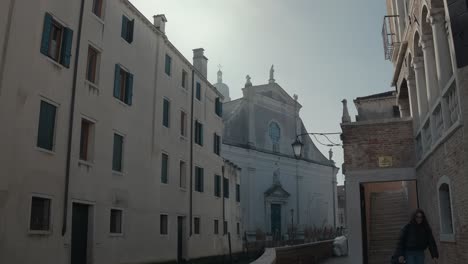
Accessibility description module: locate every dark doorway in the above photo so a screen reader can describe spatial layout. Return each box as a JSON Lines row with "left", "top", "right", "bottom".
{"left": 177, "top": 216, "right": 184, "bottom": 263}
{"left": 72, "top": 203, "right": 89, "bottom": 264}
{"left": 360, "top": 184, "right": 368, "bottom": 264}
{"left": 271, "top": 204, "right": 281, "bottom": 238}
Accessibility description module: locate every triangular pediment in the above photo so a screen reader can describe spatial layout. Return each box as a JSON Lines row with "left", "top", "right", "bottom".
{"left": 264, "top": 184, "right": 290, "bottom": 198}
{"left": 256, "top": 83, "right": 301, "bottom": 108}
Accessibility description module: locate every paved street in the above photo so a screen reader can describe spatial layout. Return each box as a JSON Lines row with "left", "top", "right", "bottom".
{"left": 321, "top": 256, "right": 350, "bottom": 264}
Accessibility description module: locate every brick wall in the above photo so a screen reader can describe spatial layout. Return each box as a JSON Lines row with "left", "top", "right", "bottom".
{"left": 341, "top": 119, "right": 415, "bottom": 172}
{"left": 417, "top": 127, "right": 468, "bottom": 264}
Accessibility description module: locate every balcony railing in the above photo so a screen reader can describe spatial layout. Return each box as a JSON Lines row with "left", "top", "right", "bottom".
{"left": 382, "top": 15, "right": 399, "bottom": 60}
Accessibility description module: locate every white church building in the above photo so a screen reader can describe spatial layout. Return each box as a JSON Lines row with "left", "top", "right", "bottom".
{"left": 216, "top": 67, "right": 339, "bottom": 240}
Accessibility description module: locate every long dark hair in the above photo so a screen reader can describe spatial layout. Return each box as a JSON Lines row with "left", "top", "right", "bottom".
{"left": 410, "top": 209, "right": 432, "bottom": 231}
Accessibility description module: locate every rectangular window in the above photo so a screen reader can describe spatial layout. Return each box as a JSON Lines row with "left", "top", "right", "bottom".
{"left": 213, "top": 133, "right": 221, "bottom": 155}
{"left": 110, "top": 209, "right": 123, "bottom": 234}
{"left": 195, "top": 121, "right": 203, "bottom": 146}
{"left": 214, "top": 219, "right": 219, "bottom": 234}
{"left": 160, "top": 214, "right": 168, "bottom": 235}
{"left": 223, "top": 178, "right": 229, "bottom": 198}
{"left": 79, "top": 119, "right": 94, "bottom": 161}
{"left": 236, "top": 184, "right": 240, "bottom": 202}
{"left": 112, "top": 133, "right": 124, "bottom": 172}
{"left": 214, "top": 175, "right": 221, "bottom": 197}
{"left": 92, "top": 0, "right": 103, "bottom": 18}
{"left": 121, "top": 15, "right": 134, "bottom": 43}
{"left": 179, "top": 161, "right": 187, "bottom": 189}
{"left": 194, "top": 217, "right": 200, "bottom": 234}
{"left": 86, "top": 46, "right": 99, "bottom": 84}
{"left": 165, "top": 54, "right": 172, "bottom": 76}
{"left": 37, "top": 100, "right": 57, "bottom": 151}
{"left": 180, "top": 111, "right": 187, "bottom": 136}
{"left": 113, "top": 64, "right": 133, "bottom": 105}
{"left": 181, "top": 70, "right": 187, "bottom": 88}
{"left": 195, "top": 167, "right": 204, "bottom": 192}
{"left": 40, "top": 13, "right": 73, "bottom": 67}
{"left": 29, "top": 197, "right": 51, "bottom": 231}
{"left": 163, "top": 99, "right": 170, "bottom": 127}
{"left": 223, "top": 221, "right": 228, "bottom": 235}
{"left": 237, "top": 222, "right": 240, "bottom": 235}
{"left": 196, "top": 82, "right": 201, "bottom": 100}
{"left": 161, "top": 153, "right": 169, "bottom": 184}
{"left": 215, "top": 97, "right": 223, "bottom": 117}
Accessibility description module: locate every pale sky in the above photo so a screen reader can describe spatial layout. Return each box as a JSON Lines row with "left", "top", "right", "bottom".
{"left": 131, "top": 0, "right": 394, "bottom": 185}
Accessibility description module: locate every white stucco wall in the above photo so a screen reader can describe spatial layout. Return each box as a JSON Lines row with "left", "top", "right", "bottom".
{"left": 0, "top": 0, "right": 241, "bottom": 263}
{"left": 222, "top": 144, "right": 337, "bottom": 238}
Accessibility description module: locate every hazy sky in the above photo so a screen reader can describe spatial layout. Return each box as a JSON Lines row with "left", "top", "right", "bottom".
{"left": 131, "top": 0, "right": 394, "bottom": 185}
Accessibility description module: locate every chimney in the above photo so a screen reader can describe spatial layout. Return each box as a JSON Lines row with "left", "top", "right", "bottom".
{"left": 193, "top": 48, "right": 208, "bottom": 78}
{"left": 153, "top": 14, "right": 167, "bottom": 34}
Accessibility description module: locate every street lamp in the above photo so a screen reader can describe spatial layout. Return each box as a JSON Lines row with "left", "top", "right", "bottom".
{"left": 291, "top": 138, "right": 304, "bottom": 159}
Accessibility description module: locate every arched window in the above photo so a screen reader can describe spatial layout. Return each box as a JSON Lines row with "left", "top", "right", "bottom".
{"left": 269, "top": 122, "right": 280, "bottom": 153}
{"left": 438, "top": 176, "right": 455, "bottom": 241}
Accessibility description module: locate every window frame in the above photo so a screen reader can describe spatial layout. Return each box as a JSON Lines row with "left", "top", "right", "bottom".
{"left": 194, "top": 217, "right": 201, "bottom": 235}
{"left": 437, "top": 176, "right": 456, "bottom": 242}
{"left": 110, "top": 208, "right": 124, "bottom": 235}
{"left": 196, "top": 82, "right": 201, "bottom": 101}
{"left": 113, "top": 64, "right": 133, "bottom": 105}
{"left": 160, "top": 214, "right": 169, "bottom": 235}
{"left": 29, "top": 195, "right": 52, "bottom": 234}
{"left": 165, "top": 54, "right": 172, "bottom": 76}
{"left": 92, "top": 0, "right": 104, "bottom": 18}
{"left": 163, "top": 98, "right": 170, "bottom": 128}
{"left": 121, "top": 15, "right": 134, "bottom": 43}
{"left": 179, "top": 160, "right": 187, "bottom": 189}
{"left": 195, "top": 166, "right": 204, "bottom": 192}
{"left": 79, "top": 118, "right": 95, "bottom": 162}
{"left": 112, "top": 132, "right": 124, "bottom": 173}
{"left": 161, "top": 152, "right": 169, "bottom": 184}
{"left": 86, "top": 45, "right": 100, "bottom": 84}
{"left": 214, "top": 219, "right": 219, "bottom": 235}
{"left": 37, "top": 99, "right": 58, "bottom": 152}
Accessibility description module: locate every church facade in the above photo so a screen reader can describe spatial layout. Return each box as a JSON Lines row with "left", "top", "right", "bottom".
{"left": 218, "top": 68, "right": 339, "bottom": 240}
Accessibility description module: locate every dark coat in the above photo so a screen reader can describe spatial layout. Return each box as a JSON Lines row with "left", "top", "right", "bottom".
{"left": 395, "top": 223, "right": 439, "bottom": 258}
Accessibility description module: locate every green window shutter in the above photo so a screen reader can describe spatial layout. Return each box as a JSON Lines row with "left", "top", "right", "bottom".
{"left": 126, "top": 72, "right": 134, "bottom": 105}
{"left": 196, "top": 83, "right": 201, "bottom": 100}
{"left": 195, "top": 167, "right": 200, "bottom": 191}
{"left": 113, "top": 134, "right": 123, "bottom": 171}
{"left": 163, "top": 99, "right": 170, "bottom": 127}
{"left": 161, "top": 154, "right": 168, "bottom": 183}
{"left": 121, "top": 16, "right": 128, "bottom": 40}
{"left": 40, "top": 13, "right": 53, "bottom": 56}
{"left": 37, "top": 101, "right": 56, "bottom": 150}
{"left": 128, "top": 19, "right": 134, "bottom": 43}
{"left": 113, "top": 64, "right": 121, "bottom": 99}
{"left": 201, "top": 168, "right": 204, "bottom": 192}
{"left": 200, "top": 124, "right": 203, "bottom": 146}
{"left": 60, "top": 27, "right": 73, "bottom": 68}
{"left": 165, "top": 55, "right": 171, "bottom": 75}
{"left": 223, "top": 178, "right": 229, "bottom": 198}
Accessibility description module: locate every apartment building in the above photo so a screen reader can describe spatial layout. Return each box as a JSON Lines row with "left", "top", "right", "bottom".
{"left": 0, "top": 0, "right": 241, "bottom": 263}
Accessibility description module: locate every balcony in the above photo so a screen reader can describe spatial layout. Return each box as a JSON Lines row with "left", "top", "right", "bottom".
{"left": 382, "top": 15, "right": 400, "bottom": 61}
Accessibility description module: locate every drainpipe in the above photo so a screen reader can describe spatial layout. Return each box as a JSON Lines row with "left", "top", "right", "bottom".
{"left": 189, "top": 69, "right": 195, "bottom": 236}
{"left": 0, "top": 0, "right": 16, "bottom": 95}
{"left": 62, "top": 0, "right": 85, "bottom": 236}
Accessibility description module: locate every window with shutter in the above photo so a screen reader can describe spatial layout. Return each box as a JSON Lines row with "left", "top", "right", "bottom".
{"left": 165, "top": 54, "right": 172, "bottom": 76}
{"left": 92, "top": 0, "right": 104, "bottom": 18}
{"left": 113, "top": 64, "right": 133, "bottom": 105}
{"left": 80, "top": 119, "right": 94, "bottom": 161}
{"left": 215, "top": 175, "right": 221, "bottom": 197}
{"left": 163, "top": 99, "right": 170, "bottom": 127}
{"left": 195, "top": 167, "right": 204, "bottom": 192}
{"left": 236, "top": 184, "right": 240, "bottom": 202}
{"left": 40, "top": 13, "right": 73, "bottom": 67}
{"left": 196, "top": 82, "right": 201, "bottom": 100}
{"left": 161, "top": 153, "right": 168, "bottom": 184}
{"left": 195, "top": 121, "right": 203, "bottom": 146}
{"left": 223, "top": 178, "right": 229, "bottom": 198}
{"left": 121, "top": 15, "right": 134, "bottom": 43}
{"left": 112, "top": 134, "right": 124, "bottom": 172}
{"left": 37, "top": 101, "right": 57, "bottom": 151}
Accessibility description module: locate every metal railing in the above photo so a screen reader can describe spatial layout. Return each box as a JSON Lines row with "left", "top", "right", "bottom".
{"left": 382, "top": 15, "right": 400, "bottom": 60}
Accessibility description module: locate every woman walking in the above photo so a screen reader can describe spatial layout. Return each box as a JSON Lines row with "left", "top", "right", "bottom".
{"left": 394, "top": 209, "right": 439, "bottom": 264}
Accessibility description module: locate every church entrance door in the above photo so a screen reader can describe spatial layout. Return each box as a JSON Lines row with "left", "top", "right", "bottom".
{"left": 271, "top": 204, "right": 281, "bottom": 239}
